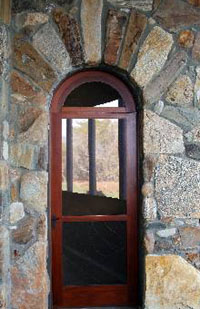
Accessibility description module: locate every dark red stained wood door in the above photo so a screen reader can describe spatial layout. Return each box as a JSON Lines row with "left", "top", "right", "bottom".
{"left": 50, "top": 71, "right": 138, "bottom": 308}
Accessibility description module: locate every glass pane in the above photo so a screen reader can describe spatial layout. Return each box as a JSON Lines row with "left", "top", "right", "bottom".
{"left": 62, "top": 221, "right": 127, "bottom": 286}
{"left": 96, "top": 119, "right": 119, "bottom": 198}
{"left": 64, "top": 82, "right": 123, "bottom": 107}
{"left": 62, "top": 118, "right": 127, "bottom": 216}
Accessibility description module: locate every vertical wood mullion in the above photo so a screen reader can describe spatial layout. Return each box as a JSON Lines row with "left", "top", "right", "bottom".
{"left": 88, "top": 119, "right": 96, "bottom": 195}
{"left": 119, "top": 119, "right": 126, "bottom": 200}
{"left": 67, "top": 119, "right": 73, "bottom": 192}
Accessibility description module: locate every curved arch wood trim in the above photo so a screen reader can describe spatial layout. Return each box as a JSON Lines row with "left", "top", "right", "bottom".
{"left": 51, "top": 70, "right": 136, "bottom": 113}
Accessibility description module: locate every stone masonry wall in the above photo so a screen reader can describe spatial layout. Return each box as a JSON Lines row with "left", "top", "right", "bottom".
{"left": 0, "top": 0, "right": 200, "bottom": 308}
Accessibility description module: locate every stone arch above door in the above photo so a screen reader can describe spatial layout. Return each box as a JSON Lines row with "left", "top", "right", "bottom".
{"left": 7, "top": 0, "right": 200, "bottom": 308}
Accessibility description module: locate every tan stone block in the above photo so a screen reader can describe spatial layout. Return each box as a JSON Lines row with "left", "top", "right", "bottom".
{"left": 141, "top": 182, "right": 154, "bottom": 197}
{"left": 12, "top": 216, "right": 35, "bottom": 244}
{"left": 192, "top": 32, "right": 200, "bottom": 61}
{"left": 0, "top": 226, "right": 9, "bottom": 280}
{"left": 10, "top": 184, "right": 18, "bottom": 202}
{"left": 144, "top": 230, "right": 155, "bottom": 253}
{"left": 18, "top": 112, "right": 48, "bottom": 146}
{"left": 81, "top": 0, "right": 103, "bottom": 64}
{"left": 0, "top": 162, "right": 8, "bottom": 191}
{"left": 9, "top": 202, "right": 25, "bottom": 224}
{"left": 13, "top": 35, "right": 56, "bottom": 92}
{"left": 0, "top": 287, "right": 6, "bottom": 309}
{"left": 153, "top": 0, "right": 200, "bottom": 32}
{"left": 15, "top": 12, "right": 49, "bottom": 29}
{"left": 146, "top": 255, "right": 200, "bottom": 309}
{"left": 195, "top": 67, "right": 200, "bottom": 105}
{"left": 37, "top": 214, "right": 47, "bottom": 241}
{"left": 143, "top": 197, "right": 157, "bottom": 221}
{"left": 166, "top": 74, "right": 194, "bottom": 106}
{"left": 10, "top": 143, "right": 38, "bottom": 170}
{"left": 18, "top": 106, "right": 42, "bottom": 133}
{"left": 131, "top": 26, "right": 173, "bottom": 87}
{"left": 179, "top": 227, "right": 200, "bottom": 248}
{"left": 0, "top": 0, "right": 11, "bottom": 24}
{"left": 20, "top": 171, "right": 48, "bottom": 212}
{"left": 108, "top": 0, "right": 153, "bottom": 11}
{"left": 104, "top": 9, "right": 128, "bottom": 66}
{"left": 119, "top": 10, "right": 147, "bottom": 70}
{"left": 11, "top": 242, "right": 49, "bottom": 309}
{"left": 178, "top": 30, "right": 195, "bottom": 48}
{"left": 10, "top": 71, "right": 46, "bottom": 107}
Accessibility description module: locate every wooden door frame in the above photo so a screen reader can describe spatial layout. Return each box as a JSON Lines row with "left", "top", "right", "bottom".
{"left": 50, "top": 71, "right": 138, "bottom": 307}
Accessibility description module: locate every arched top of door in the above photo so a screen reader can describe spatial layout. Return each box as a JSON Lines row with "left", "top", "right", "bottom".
{"left": 51, "top": 70, "right": 136, "bottom": 114}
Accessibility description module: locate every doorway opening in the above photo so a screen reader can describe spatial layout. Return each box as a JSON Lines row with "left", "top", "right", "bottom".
{"left": 50, "top": 71, "right": 138, "bottom": 308}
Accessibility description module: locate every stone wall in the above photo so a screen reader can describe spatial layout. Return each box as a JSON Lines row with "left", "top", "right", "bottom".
{"left": 0, "top": 0, "right": 200, "bottom": 308}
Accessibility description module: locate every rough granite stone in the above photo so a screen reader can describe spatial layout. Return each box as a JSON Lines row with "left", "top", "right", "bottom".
{"left": 0, "top": 161, "right": 8, "bottom": 191}
{"left": 195, "top": 67, "right": 200, "bottom": 105}
{"left": 178, "top": 30, "right": 195, "bottom": 49}
{"left": 192, "top": 32, "right": 200, "bottom": 62}
{"left": 18, "top": 106, "right": 42, "bottom": 133}
{"left": 119, "top": 10, "right": 147, "bottom": 70}
{"left": 144, "top": 230, "right": 155, "bottom": 253}
{"left": 143, "top": 197, "right": 157, "bottom": 221}
{"left": 10, "top": 71, "right": 46, "bottom": 107}
{"left": 153, "top": 100, "right": 164, "bottom": 115}
{"left": 166, "top": 75, "right": 194, "bottom": 106}
{"left": 20, "top": 171, "right": 48, "bottom": 212}
{"left": 11, "top": 242, "right": 48, "bottom": 309}
{"left": 81, "top": 0, "right": 103, "bottom": 64}
{"left": 10, "top": 143, "right": 39, "bottom": 170}
{"left": 161, "top": 106, "right": 200, "bottom": 132}
{"left": 37, "top": 214, "right": 47, "bottom": 241}
{"left": 144, "top": 51, "right": 187, "bottom": 104}
{"left": 3, "top": 141, "right": 8, "bottom": 160}
{"left": 9, "top": 202, "right": 25, "bottom": 224}
{"left": 104, "top": 9, "right": 128, "bottom": 66}
{"left": 143, "top": 110, "right": 184, "bottom": 154}
{"left": 153, "top": 0, "right": 200, "bottom": 32}
{"left": 32, "top": 22, "right": 71, "bottom": 74}
{"left": 155, "top": 155, "right": 200, "bottom": 218}
{"left": 0, "top": 25, "right": 8, "bottom": 76}
{"left": 18, "top": 113, "right": 48, "bottom": 146}
{"left": 0, "top": 226, "right": 9, "bottom": 289}
{"left": 186, "top": 253, "right": 200, "bottom": 271}
{"left": 52, "top": 9, "right": 84, "bottom": 66}
{"left": 131, "top": 27, "right": 173, "bottom": 87}
{"left": 185, "top": 125, "right": 200, "bottom": 144}
{"left": 146, "top": 255, "right": 200, "bottom": 309}
{"left": 12, "top": 216, "right": 35, "bottom": 244}
{"left": 141, "top": 182, "right": 154, "bottom": 197}
{"left": 15, "top": 12, "right": 49, "bottom": 29}
{"left": 156, "top": 228, "right": 177, "bottom": 238}
{"left": 108, "top": 0, "right": 153, "bottom": 11}
{"left": 179, "top": 227, "right": 200, "bottom": 248}
{"left": 143, "top": 155, "right": 159, "bottom": 182}
{"left": 13, "top": 35, "right": 56, "bottom": 92}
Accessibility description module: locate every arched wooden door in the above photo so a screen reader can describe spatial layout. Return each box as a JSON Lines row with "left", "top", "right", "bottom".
{"left": 50, "top": 71, "right": 138, "bottom": 308}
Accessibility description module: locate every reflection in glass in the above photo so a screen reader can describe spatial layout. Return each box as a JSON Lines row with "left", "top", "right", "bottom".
{"left": 62, "top": 221, "right": 127, "bottom": 286}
